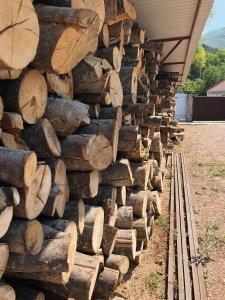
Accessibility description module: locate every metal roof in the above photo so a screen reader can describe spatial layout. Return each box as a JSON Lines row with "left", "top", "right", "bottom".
{"left": 132, "top": 0, "right": 214, "bottom": 84}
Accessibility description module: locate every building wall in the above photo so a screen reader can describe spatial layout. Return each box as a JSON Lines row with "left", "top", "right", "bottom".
{"left": 193, "top": 96, "right": 225, "bottom": 120}
{"left": 207, "top": 90, "right": 225, "bottom": 97}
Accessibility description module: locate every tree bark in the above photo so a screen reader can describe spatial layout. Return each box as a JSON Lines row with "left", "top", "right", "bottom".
{"left": 0, "top": 69, "right": 47, "bottom": 124}
{"left": 120, "top": 66, "right": 138, "bottom": 95}
{"left": 77, "top": 205, "right": 104, "bottom": 254}
{"left": 8, "top": 283, "right": 45, "bottom": 300}
{"left": 44, "top": 97, "right": 90, "bottom": 137}
{"left": 102, "top": 225, "right": 118, "bottom": 256}
{"left": 105, "top": 0, "right": 136, "bottom": 25}
{"left": 113, "top": 229, "right": 137, "bottom": 260}
{"left": 131, "top": 161, "right": 152, "bottom": 190}
{"left": 105, "top": 254, "right": 129, "bottom": 275}
{"left": 22, "top": 119, "right": 61, "bottom": 159}
{"left": 93, "top": 267, "right": 119, "bottom": 300}
{"left": 127, "top": 190, "right": 148, "bottom": 218}
{"left": 60, "top": 134, "right": 113, "bottom": 171}
{"left": 77, "top": 119, "right": 120, "bottom": 162}
{"left": 2, "top": 219, "right": 44, "bottom": 255}
{"left": 133, "top": 217, "right": 148, "bottom": 242}
{"left": 67, "top": 171, "right": 99, "bottom": 198}
{"left": 0, "top": 147, "right": 37, "bottom": 188}
{"left": 6, "top": 224, "right": 75, "bottom": 274}
{"left": 85, "top": 186, "right": 117, "bottom": 217}
{"left": 115, "top": 206, "right": 133, "bottom": 229}
{"left": 101, "top": 159, "right": 134, "bottom": 187}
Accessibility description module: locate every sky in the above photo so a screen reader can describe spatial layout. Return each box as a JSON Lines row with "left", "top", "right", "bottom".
{"left": 203, "top": 0, "right": 225, "bottom": 35}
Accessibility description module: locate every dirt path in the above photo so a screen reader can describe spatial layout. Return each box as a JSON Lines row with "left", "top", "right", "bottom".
{"left": 178, "top": 123, "right": 225, "bottom": 300}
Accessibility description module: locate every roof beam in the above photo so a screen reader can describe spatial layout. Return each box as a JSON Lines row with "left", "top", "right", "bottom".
{"left": 160, "top": 39, "right": 184, "bottom": 65}
{"left": 151, "top": 36, "right": 191, "bottom": 43}
{"left": 181, "top": 0, "right": 203, "bottom": 82}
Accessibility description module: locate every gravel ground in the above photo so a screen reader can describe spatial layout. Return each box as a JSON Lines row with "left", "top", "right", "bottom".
{"left": 178, "top": 123, "right": 225, "bottom": 300}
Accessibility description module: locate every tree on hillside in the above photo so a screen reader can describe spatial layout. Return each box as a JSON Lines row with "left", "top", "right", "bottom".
{"left": 180, "top": 46, "right": 225, "bottom": 95}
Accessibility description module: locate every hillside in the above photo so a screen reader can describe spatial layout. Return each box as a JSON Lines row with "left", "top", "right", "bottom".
{"left": 202, "top": 27, "right": 225, "bottom": 49}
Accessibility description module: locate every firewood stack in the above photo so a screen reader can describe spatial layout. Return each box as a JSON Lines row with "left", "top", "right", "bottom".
{"left": 155, "top": 71, "right": 185, "bottom": 147}
{"left": 0, "top": 1, "right": 179, "bottom": 299}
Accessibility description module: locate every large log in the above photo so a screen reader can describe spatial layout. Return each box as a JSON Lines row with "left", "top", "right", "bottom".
{"left": 77, "top": 205, "right": 104, "bottom": 254}
{"left": 105, "top": 254, "right": 129, "bottom": 276}
{"left": 96, "top": 47, "right": 122, "bottom": 73}
{"left": 32, "top": 7, "right": 100, "bottom": 74}
{"left": 46, "top": 72, "right": 73, "bottom": 100}
{"left": 113, "top": 229, "right": 137, "bottom": 260}
{"left": 98, "top": 23, "right": 110, "bottom": 48}
{"left": 0, "top": 147, "right": 37, "bottom": 188}
{"left": 67, "top": 171, "right": 99, "bottom": 198}
{"left": 14, "top": 164, "right": 51, "bottom": 220}
{"left": 130, "top": 23, "right": 145, "bottom": 45}
{"left": 60, "top": 134, "right": 113, "bottom": 171}
{"left": 99, "top": 107, "right": 123, "bottom": 129}
{"left": 35, "top": 0, "right": 105, "bottom": 34}
{"left": 74, "top": 59, "right": 123, "bottom": 107}
{"left": 150, "top": 191, "right": 162, "bottom": 217}
{"left": 0, "top": 1, "right": 39, "bottom": 70}
{"left": 42, "top": 159, "right": 69, "bottom": 218}
{"left": 44, "top": 97, "right": 90, "bottom": 136}
{"left": 6, "top": 223, "right": 76, "bottom": 274}
{"left": 0, "top": 244, "right": 9, "bottom": 279}
{"left": 131, "top": 161, "right": 152, "bottom": 190}
{"left": 108, "top": 21, "right": 124, "bottom": 48}
{"left": 22, "top": 119, "right": 61, "bottom": 159}
{"left": 28, "top": 251, "right": 99, "bottom": 300}
{"left": 133, "top": 218, "right": 148, "bottom": 242}
{"left": 93, "top": 267, "right": 119, "bottom": 300}
{"left": 102, "top": 225, "right": 118, "bottom": 256}
{"left": 118, "top": 125, "right": 139, "bottom": 152}
{"left": 101, "top": 159, "right": 134, "bottom": 187}
{"left": 77, "top": 119, "right": 120, "bottom": 162}
{"left": 115, "top": 206, "right": 133, "bottom": 229}
{"left": 63, "top": 200, "right": 85, "bottom": 235}
{"left": 0, "top": 282, "right": 15, "bottom": 300}
{"left": 120, "top": 66, "right": 138, "bottom": 95}
{"left": 127, "top": 190, "right": 148, "bottom": 218}
{"left": 0, "top": 70, "right": 22, "bottom": 80}
{"left": 84, "top": 186, "right": 117, "bottom": 216}
{"left": 0, "top": 69, "right": 47, "bottom": 124}
{"left": 2, "top": 219, "right": 44, "bottom": 255}
{"left": 66, "top": 252, "right": 100, "bottom": 300}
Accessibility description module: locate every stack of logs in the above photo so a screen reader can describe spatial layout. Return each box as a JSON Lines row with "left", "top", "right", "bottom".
{"left": 0, "top": 1, "right": 181, "bottom": 299}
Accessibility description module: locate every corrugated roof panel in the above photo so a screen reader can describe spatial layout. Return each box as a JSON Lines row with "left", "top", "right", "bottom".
{"left": 132, "top": 0, "right": 214, "bottom": 83}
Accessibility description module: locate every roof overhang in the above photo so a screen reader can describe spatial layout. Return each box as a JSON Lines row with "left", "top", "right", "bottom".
{"left": 132, "top": 0, "right": 214, "bottom": 84}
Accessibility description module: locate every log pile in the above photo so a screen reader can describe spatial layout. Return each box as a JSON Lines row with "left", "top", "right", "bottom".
{"left": 0, "top": 1, "right": 181, "bottom": 299}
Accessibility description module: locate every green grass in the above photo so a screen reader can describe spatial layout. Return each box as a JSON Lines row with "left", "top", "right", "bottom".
{"left": 155, "top": 216, "right": 167, "bottom": 231}
{"left": 199, "top": 223, "right": 220, "bottom": 263}
{"left": 211, "top": 167, "right": 225, "bottom": 178}
{"left": 146, "top": 272, "right": 161, "bottom": 292}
